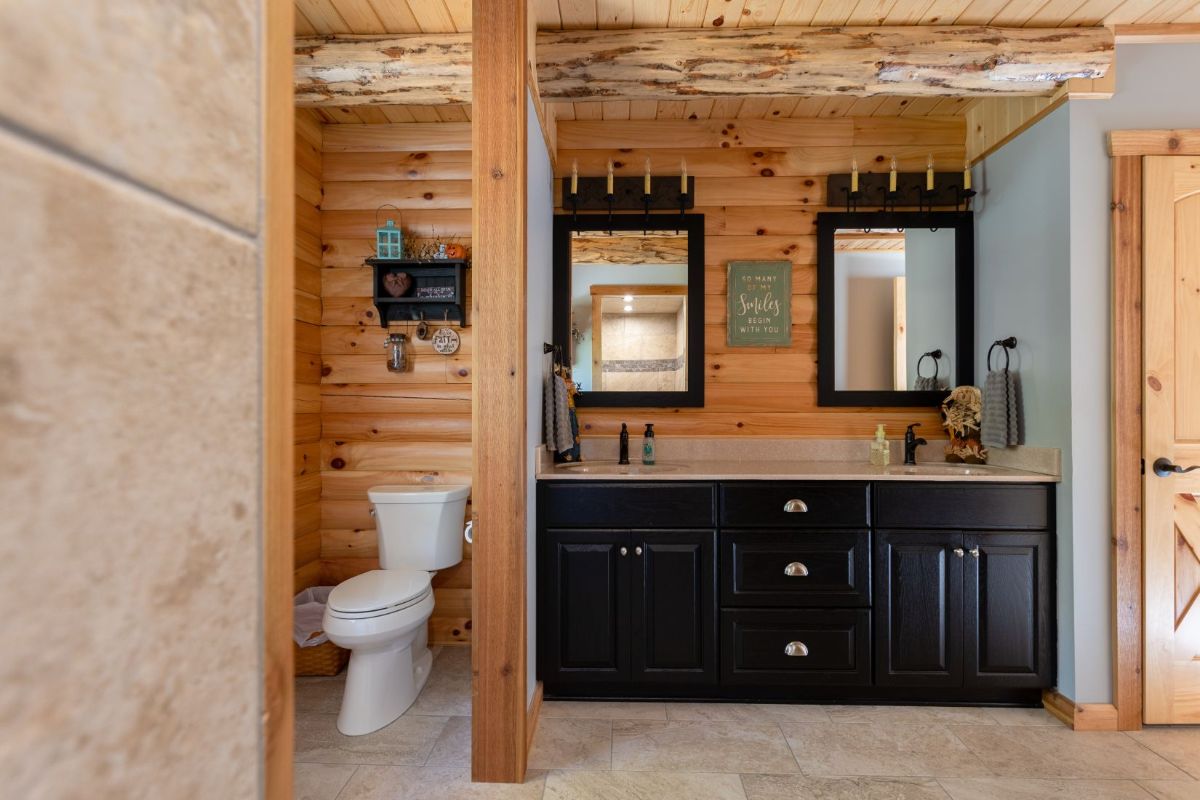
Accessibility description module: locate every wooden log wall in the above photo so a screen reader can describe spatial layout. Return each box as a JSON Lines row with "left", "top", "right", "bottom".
{"left": 556, "top": 117, "right": 963, "bottom": 438}
{"left": 318, "top": 121, "right": 473, "bottom": 646}
{"left": 295, "top": 109, "right": 323, "bottom": 592}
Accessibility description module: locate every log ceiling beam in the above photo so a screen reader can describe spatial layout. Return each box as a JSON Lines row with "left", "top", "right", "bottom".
{"left": 295, "top": 25, "right": 1113, "bottom": 107}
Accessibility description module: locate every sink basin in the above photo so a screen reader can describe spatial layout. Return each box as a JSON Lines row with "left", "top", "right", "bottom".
{"left": 556, "top": 461, "right": 683, "bottom": 475}
{"left": 887, "top": 464, "right": 999, "bottom": 477}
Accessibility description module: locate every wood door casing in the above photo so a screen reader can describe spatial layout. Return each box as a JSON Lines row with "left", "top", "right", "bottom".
{"left": 1144, "top": 156, "right": 1200, "bottom": 724}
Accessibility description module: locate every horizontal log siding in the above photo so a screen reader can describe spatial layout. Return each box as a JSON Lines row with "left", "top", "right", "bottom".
{"left": 318, "top": 121, "right": 473, "bottom": 645}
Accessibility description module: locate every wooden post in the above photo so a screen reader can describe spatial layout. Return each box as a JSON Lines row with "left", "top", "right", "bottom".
{"left": 1110, "top": 154, "right": 1143, "bottom": 732}
{"left": 262, "top": 0, "right": 295, "bottom": 797}
{"left": 471, "top": 0, "right": 529, "bottom": 784}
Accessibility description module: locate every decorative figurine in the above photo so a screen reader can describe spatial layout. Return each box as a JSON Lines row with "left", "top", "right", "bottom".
{"left": 941, "top": 385, "right": 987, "bottom": 464}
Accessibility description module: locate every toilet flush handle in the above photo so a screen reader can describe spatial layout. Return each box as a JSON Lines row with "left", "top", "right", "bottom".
{"left": 464, "top": 520, "right": 474, "bottom": 544}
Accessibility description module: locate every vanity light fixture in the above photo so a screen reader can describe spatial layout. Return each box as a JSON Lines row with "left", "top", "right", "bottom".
{"left": 623, "top": 294, "right": 633, "bottom": 302}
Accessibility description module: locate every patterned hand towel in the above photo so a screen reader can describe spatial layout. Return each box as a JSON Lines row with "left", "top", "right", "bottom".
{"left": 544, "top": 373, "right": 574, "bottom": 454}
{"left": 981, "top": 368, "right": 1020, "bottom": 448}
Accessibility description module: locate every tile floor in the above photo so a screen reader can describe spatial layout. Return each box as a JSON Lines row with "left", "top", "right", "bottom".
{"left": 296, "top": 648, "right": 1200, "bottom": 799}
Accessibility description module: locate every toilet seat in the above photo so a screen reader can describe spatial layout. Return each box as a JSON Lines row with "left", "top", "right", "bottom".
{"left": 326, "top": 568, "right": 433, "bottom": 620}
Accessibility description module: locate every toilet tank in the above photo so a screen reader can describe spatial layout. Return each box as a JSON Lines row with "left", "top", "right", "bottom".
{"left": 368, "top": 484, "right": 470, "bottom": 571}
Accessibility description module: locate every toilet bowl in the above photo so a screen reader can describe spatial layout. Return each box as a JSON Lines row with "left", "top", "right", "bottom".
{"left": 322, "top": 484, "right": 469, "bottom": 736}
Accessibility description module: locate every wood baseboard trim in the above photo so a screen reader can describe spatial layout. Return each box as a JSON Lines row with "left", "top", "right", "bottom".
{"left": 526, "top": 681, "right": 544, "bottom": 753}
{"left": 1042, "top": 689, "right": 1120, "bottom": 731}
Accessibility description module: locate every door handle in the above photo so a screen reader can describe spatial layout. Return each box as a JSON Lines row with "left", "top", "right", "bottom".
{"left": 784, "top": 641, "right": 809, "bottom": 657}
{"left": 953, "top": 547, "right": 965, "bottom": 558}
{"left": 784, "top": 562, "right": 809, "bottom": 577}
{"left": 1153, "top": 457, "right": 1200, "bottom": 477}
{"left": 619, "top": 546, "right": 628, "bottom": 557}
{"left": 783, "top": 499, "right": 808, "bottom": 513}
{"left": 969, "top": 546, "right": 980, "bottom": 559}
{"left": 635, "top": 546, "right": 643, "bottom": 556}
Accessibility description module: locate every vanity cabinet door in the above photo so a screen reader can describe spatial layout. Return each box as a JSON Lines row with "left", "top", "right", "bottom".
{"left": 874, "top": 530, "right": 964, "bottom": 687}
{"left": 964, "top": 532, "right": 1053, "bottom": 688}
{"left": 539, "top": 529, "right": 631, "bottom": 686}
{"left": 630, "top": 530, "right": 718, "bottom": 686}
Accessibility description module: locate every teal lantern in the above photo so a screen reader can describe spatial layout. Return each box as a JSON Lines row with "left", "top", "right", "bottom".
{"left": 376, "top": 218, "right": 403, "bottom": 260}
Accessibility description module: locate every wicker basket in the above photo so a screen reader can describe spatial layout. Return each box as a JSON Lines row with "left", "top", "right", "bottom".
{"left": 294, "top": 639, "right": 349, "bottom": 677}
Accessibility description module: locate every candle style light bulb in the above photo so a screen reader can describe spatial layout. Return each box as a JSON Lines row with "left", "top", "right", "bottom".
{"left": 850, "top": 157, "right": 859, "bottom": 193}
{"left": 963, "top": 157, "right": 972, "bottom": 191}
{"left": 644, "top": 157, "right": 652, "bottom": 195}
{"left": 570, "top": 159, "right": 578, "bottom": 194}
{"left": 606, "top": 159, "right": 614, "bottom": 195}
{"left": 889, "top": 156, "right": 897, "bottom": 193}
{"left": 926, "top": 154, "right": 935, "bottom": 191}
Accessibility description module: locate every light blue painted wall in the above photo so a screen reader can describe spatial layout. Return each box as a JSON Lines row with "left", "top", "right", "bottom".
{"left": 905, "top": 229, "right": 958, "bottom": 389}
{"left": 526, "top": 92, "right": 554, "bottom": 702}
{"left": 1064, "top": 42, "right": 1200, "bottom": 703}
{"left": 972, "top": 105, "right": 1074, "bottom": 696}
{"left": 973, "top": 43, "right": 1200, "bottom": 703}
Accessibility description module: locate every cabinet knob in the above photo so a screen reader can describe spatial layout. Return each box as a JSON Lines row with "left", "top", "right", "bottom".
{"left": 783, "top": 499, "right": 809, "bottom": 513}
{"left": 953, "top": 547, "right": 965, "bottom": 558}
{"left": 619, "top": 546, "right": 628, "bottom": 557}
{"left": 784, "top": 641, "right": 809, "bottom": 657}
{"left": 635, "top": 546, "right": 643, "bottom": 556}
{"left": 969, "top": 546, "right": 980, "bottom": 558}
{"left": 783, "top": 561, "right": 809, "bottom": 577}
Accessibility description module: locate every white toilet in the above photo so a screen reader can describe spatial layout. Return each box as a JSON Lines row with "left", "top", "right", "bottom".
{"left": 322, "top": 484, "right": 470, "bottom": 735}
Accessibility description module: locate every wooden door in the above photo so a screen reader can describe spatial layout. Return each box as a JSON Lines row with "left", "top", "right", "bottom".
{"left": 964, "top": 533, "right": 1053, "bottom": 688}
{"left": 874, "top": 530, "right": 964, "bottom": 687}
{"left": 1144, "top": 156, "right": 1200, "bottom": 724}
{"left": 539, "top": 530, "right": 631, "bottom": 686}
{"left": 630, "top": 530, "right": 718, "bottom": 685}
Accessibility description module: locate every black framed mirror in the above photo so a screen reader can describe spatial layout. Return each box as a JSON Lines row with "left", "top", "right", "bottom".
{"left": 553, "top": 213, "right": 705, "bottom": 408}
{"left": 816, "top": 211, "right": 974, "bottom": 407}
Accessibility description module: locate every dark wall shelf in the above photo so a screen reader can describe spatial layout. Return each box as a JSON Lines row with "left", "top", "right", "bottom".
{"left": 366, "top": 257, "right": 470, "bottom": 328}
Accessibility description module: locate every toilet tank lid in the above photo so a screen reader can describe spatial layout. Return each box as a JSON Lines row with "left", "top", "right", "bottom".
{"left": 368, "top": 484, "right": 471, "bottom": 504}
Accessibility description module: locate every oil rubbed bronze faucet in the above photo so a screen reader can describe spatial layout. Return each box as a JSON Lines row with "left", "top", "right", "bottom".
{"left": 904, "top": 423, "right": 927, "bottom": 465}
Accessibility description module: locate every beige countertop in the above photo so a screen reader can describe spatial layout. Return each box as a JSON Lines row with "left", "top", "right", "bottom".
{"left": 536, "top": 458, "right": 1058, "bottom": 483}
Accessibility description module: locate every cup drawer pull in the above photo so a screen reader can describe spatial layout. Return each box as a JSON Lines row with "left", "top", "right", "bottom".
{"left": 784, "top": 641, "right": 809, "bottom": 657}
{"left": 783, "top": 561, "right": 810, "bottom": 577}
{"left": 783, "top": 499, "right": 809, "bottom": 513}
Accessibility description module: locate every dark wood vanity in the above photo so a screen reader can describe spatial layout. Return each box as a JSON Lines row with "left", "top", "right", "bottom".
{"left": 537, "top": 479, "right": 1054, "bottom": 705}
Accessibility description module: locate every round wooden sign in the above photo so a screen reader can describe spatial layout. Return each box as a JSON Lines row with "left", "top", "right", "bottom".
{"left": 432, "top": 327, "right": 461, "bottom": 355}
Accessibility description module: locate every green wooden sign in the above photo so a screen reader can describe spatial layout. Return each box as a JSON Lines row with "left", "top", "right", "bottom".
{"left": 726, "top": 261, "right": 792, "bottom": 346}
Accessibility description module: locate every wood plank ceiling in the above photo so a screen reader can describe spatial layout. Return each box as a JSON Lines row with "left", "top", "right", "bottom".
{"left": 296, "top": 0, "right": 1200, "bottom": 123}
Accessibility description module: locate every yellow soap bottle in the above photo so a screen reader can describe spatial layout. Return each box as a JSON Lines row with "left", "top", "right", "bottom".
{"left": 869, "top": 424, "right": 890, "bottom": 467}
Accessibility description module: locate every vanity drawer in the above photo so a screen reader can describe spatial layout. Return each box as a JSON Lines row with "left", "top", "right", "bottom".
{"left": 539, "top": 482, "right": 717, "bottom": 528}
{"left": 874, "top": 483, "right": 1051, "bottom": 530}
{"left": 722, "top": 531, "right": 870, "bottom": 607}
{"left": 721, "top": 609, "right": 871, "bottom": 685}
{"left": 720, "top": 482, "right": 869, "bottom": 528}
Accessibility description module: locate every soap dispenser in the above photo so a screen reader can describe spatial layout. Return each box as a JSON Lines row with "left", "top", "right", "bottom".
{"left": 641, "top": 423, "right": 656, "bottom": 465}
{"left": 869, "top": 424, "right": 890, "bottom": 466}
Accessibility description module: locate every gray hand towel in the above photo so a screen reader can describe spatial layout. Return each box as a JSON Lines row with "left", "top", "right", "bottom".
{"left": 981, "top": 369, "right": 1020, "bottom": 448}
{"left": 544, "top": 373, "right": 574, "bottom": 454}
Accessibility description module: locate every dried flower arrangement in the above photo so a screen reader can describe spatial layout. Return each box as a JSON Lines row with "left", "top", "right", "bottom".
{"left": 941, "top": 385, "right": 987, "bottom": 464}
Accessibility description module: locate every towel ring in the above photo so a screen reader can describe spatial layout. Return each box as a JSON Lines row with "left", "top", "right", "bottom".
{"left": 916, "top": 349, "right": 942, "bottom": 381}
{"left": 987, "top": 337, "right": 1017, "bottom": 372}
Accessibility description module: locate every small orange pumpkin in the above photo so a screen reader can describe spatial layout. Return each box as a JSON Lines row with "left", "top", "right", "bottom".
{"left": 444, "top": 243, "right": 466, "bottom": 259}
